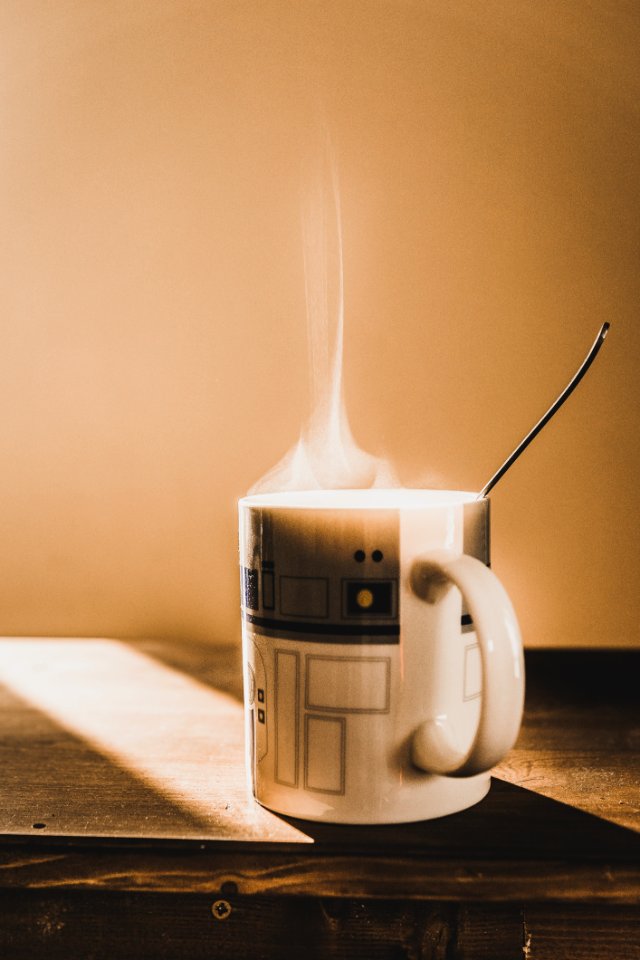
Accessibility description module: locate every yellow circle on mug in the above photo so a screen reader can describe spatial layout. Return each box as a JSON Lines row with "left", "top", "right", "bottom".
{"left": 356, "top": 588, "right": 374, "bottom": 609}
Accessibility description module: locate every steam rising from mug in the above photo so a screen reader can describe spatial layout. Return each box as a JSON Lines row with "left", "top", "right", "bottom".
{"left": 249, "top": 139, "right": 397, "bottom": 494}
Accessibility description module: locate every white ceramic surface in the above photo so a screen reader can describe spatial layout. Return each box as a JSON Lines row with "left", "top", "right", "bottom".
{"left": 238, "top": 489, "right": 524, "bottom": 824}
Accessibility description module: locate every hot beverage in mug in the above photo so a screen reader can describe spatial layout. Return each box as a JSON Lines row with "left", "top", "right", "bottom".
{"left": 239, "top": 489, "right": 524, "bottom": 824}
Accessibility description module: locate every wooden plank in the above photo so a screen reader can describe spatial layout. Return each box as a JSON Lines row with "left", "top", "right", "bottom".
{"left": 3, "top": 893, "right": 637, "bottom": 960}
{"left": 0, "top": 643, "right": 638, "bottom": 956}
{"left": 455, "top": 904, "right": 525, "bottom": 960}
{"left": 495, "top": 649, "right": 640, "bottom": 833}
{"left": 1, "top": 770, "right": 638, "bottom": 864}
{"left": 524, "top": 903, "right": 640, "bottom": 960}
{"left": 0, "top": 639, "right": 638, "bottom": 909}
{"left": 0, "top": 846, "right": 638, "bottom": 902}
{"left": 0, "top": 639, "right": 638, "bottom": 856}
{"left": 495, "top": 752, "right": 640, "bottom": 832}
{"left": 0, "top": 890, "right": 455, "bottom": 960}
{"left": 0, "top": 638, "right": 308, "bottom": 844}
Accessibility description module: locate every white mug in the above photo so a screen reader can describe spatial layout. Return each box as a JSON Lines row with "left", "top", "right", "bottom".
{"left": 238, "top": 489, "right": 524, "bottom": 824}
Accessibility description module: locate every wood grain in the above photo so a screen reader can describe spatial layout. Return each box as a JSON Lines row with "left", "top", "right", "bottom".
{"left": 0, "top": 845, "right": 638, "bottom": 902}
{"left": 0, "top": 638, "right": 308, "bottom": 843}
{"left": 0, "top": 890, "right": 370, "bottom": 960}
{"left": 524, "top": 903, "right": 640, "bottom": 960}
{"left": 3, "top": 893, "right": 637, "bottom": 960}
{"left": 0, "top": 890, "right": 525, "bottom": 960}
{"left": 0, "top": 644, "right": 638, "bottom": 957}
{"left": 0, "top": 643, "right": 638, "bottom": 894}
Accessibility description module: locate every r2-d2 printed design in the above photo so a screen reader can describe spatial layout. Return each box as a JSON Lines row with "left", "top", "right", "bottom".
{"left": 239, "top": 498, "right": 489, "bottom": 823}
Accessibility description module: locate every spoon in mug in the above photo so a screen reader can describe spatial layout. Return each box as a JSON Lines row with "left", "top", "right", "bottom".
{"left": 478, "top": 322, "right": 610, "bottom": 499}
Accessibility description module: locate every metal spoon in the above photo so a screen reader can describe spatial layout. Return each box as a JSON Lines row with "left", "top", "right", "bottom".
{"left": 478, "top": 322, "right": 610, "bottom": 499}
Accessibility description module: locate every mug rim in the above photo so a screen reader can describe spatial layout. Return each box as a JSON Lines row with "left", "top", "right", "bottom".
{"left": 238, "top": 488, "right": 483, "bottom": 510}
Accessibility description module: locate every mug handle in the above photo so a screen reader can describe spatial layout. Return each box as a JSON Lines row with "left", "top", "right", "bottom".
{"left": 410, "top": 550, "right": 525, "bottom": 777}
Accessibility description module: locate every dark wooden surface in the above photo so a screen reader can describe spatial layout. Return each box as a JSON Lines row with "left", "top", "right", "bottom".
{"left": 0, "top": 639, "right": 639, "bottom": 958}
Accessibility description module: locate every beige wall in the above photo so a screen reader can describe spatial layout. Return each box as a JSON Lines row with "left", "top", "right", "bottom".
{"left": 1, "top": 0, "right": 638, "bottom": 647}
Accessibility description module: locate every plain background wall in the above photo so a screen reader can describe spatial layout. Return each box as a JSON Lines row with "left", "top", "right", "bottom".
{"left": 1, "top": 0, "right": 638, "bottom": 648}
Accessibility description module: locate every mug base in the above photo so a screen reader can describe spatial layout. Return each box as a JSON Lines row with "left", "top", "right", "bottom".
{"left": 253, "top": 773, "right": 491, "bottom": 825}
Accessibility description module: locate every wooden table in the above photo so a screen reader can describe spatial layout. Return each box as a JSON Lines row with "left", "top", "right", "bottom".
{"left": 0, "top": 638, "right": 638, "bottom": 959}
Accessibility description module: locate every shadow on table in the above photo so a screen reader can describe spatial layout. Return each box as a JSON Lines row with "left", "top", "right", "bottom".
{"left": 276, "top": 776, "right": 640, "bottom": 860}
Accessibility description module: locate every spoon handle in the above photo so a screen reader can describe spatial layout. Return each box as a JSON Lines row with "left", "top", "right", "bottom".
{"left": 478, "top": 322, "right": 610, "bottom": 499}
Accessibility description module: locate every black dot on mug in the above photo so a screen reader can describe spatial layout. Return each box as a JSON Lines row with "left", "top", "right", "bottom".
{"left": 372, "top": 550, "right": 384, "bottom": 563}
{"left": 354, "top": 550, "right": 366, "bottom": 562}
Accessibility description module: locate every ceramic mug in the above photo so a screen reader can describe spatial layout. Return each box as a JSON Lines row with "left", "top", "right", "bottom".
{"left": 238, "top": 489, "right": 524, "bottom": 824}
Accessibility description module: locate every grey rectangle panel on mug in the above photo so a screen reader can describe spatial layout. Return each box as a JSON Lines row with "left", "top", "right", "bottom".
{"left": 275, "top": 650, "right": 299, "bottom": 786}
{"left": 304, "top": 715, "right": 346, "bottom": 795}
{"left": 305, "top": 656, "right": 391, "bottom": 713}
{"left": 280, "top": 576, "right": 329, "bottom": 618}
